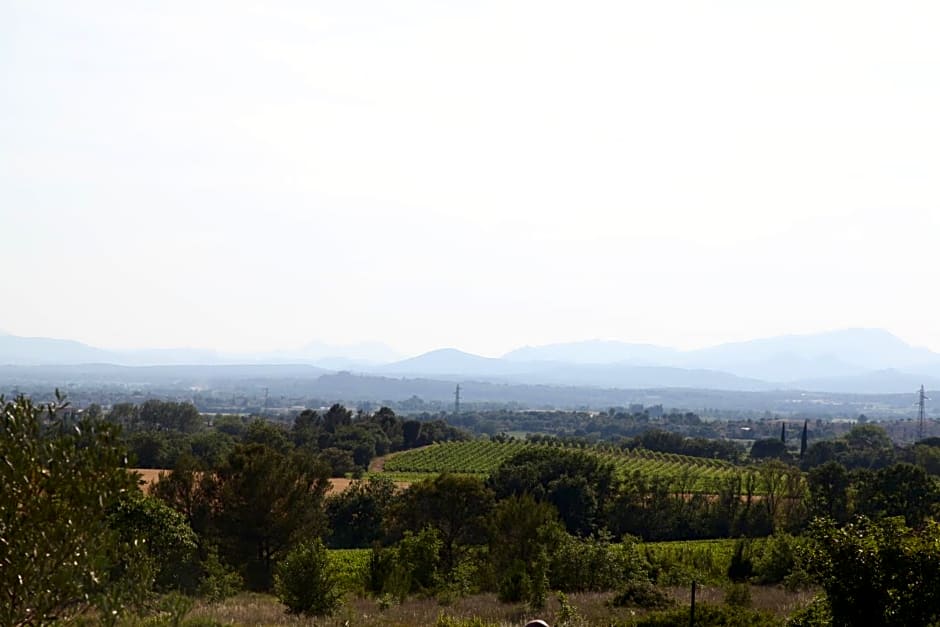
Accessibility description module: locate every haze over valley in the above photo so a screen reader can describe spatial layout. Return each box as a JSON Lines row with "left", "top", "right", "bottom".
{"left": 3, "top": 327, "right": 940, "bottom": 400}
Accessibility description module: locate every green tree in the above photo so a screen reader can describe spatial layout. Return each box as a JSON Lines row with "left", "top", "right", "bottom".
{"left": 108, "top": 491, "right": 200, "bottom": 592}
{"left": 488, "top": 447, "right": 615, "bottom": 536}
{"left": 0, "top": 394, "right": 152, "bottom": 626}
{"left": 323, "top": 403, "right": 353, "bottom": 433}
{"left": 206, "top": 444, "right": 331, "bottom": 590}
{"left": 243, "top": 419, "right": 292, "bottom": 453}
{"left": 803, "top": 516, "right": 940, "bottom": 626}
{"left": 274, "top": 538, "right": 341, "bottom": 616}
{"left": 807, "top": 461, "right": 851, "bottom": 523}
{"left": 854, "top": 463, "right": 938, "bottom": 526}
{"left": 326, "top": 475, "right": 396, "bottom": 548}
{"left": 487, "top": 494, "right": 565, "bottom": 602}
{"left": 390, "top": 473, "right": 494, "bottom": 572}
{"left": 749, "top": 438, "right": 789, "bottom": 460}
{"left": 139, "top": 400, "right": 202, "bottom": 433}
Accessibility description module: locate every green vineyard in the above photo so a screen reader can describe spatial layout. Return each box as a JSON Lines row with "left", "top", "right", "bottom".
{"left": 382, "top": 440, "right": 764, "bottom": 493}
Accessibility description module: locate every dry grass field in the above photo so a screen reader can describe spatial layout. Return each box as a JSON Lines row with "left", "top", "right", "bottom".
{"left": 187, "top": 586, "right": 815, "bottom": 626}
{"left": 130, "top": 470, "right": 407, "bottom": 496}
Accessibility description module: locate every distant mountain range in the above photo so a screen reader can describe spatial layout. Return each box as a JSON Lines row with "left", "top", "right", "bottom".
{"left": 2, "top": 328, "right": 940, "bottom": 395}
{"left": 0, "top": 333, "right": 400, "bottom": 368}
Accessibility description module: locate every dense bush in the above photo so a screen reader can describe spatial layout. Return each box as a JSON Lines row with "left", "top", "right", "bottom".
{"left": 750, "top": 534, "right": 807, "bottom": 587}
{"left": 273, "top": 539, "right": 342, "bottom": 616}
{"left": 802, "top": 516, "right": 940, "bottom": 626}
{"left": 727, "top": 540, "right": 754, "bottom": 582}
{"left": 0, "top": 395, "right": 151, "bottom": 626}
{"left": 609, "top": 581, "right": 674, "bottom": 610}
{"left": 627, "top": 603, "right": 781, "bottom": 626}
{"left": 549, "top": 532, "right": 647, "bottom": 592}
{"left": 785, "top": 595, "right": 831, "bottom": 627}
{"left": 108, "top": 491, "right": 199, "bottom": 593}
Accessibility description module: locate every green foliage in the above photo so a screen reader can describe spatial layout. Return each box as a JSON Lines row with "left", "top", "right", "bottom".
{"left": 488, "top": 494, "right": 565, "bottom": 601}
{"left": 156, "top": 592, "right": 195, "bottom": 627}
{"left": 199, "top": 444, "right": 331, "bottom": 590}
{"left": 197, "top": 546, "right": 242, "bottom": 602}
{"left": 724, "top": 584, "right": 752, "bottom": 608}
{"left": 496, "top": 560, "right": 532, "bottom": 604}
{"left": 370, "top": 527, "right": 445, "bottom": 599}
{"left": 802, "top": 516, "right": 940, "bottom": 627}
{"left": 386, "top": 439, "right": 748, "bottom": 495}
{"left": 803, "top": 424, "right": 895, "bottom": 471}
{"left": 751, "top": 438, "right": 790, "bottom": 460}
{"left": 139, "top": 400, "right": 203, "bottom": 433}
{"left": 548, "top": 532, "right": 648, "bottom": 592}
{"left": 785, "top": 595, "right": 832, "bottom": 627}
{"left": 488, "top": 447, "right": 616, "bottom": 535}
{"left": 628, "top": 603, "right": 781, "bottom": 626}
{"left": 391, "top": 527, "right": 444, "bottom": 595}
{"left": 609, "top": 581, "right": 674, "bottom": 610}
{"left": 243, "top": 419, "right": 291, "bottom": 453}
{"left": 806, "top": 461, "right": 850, "bottom": 523}
{"left": 556, "top": 591, "right": 582, "bottom": 626}
{"left": 853, "top": 463, "right": 939, "bottom": 526}
{"left": 643, "top": 540, "right": 736, "bottom": 585}
{"left": 435, "top": 614, "right": 499, "bottom": 627}
{"left": 727, "top": 540, "right": 754, "bottom": 582}
{"left": 389, "top": 473, "right": 495, "bottom": 571}
{"left": 750, "top": 534, "right": 807, "bottom": 587}
{"left": 273, "top": 538, "right": 342, "bottom": 616}
{"left": 327, "top": 548, "right": 371, "bottom": 594}
{"left": 326, "top": 475, "right": 397, "bottom": 548}
{"left": 109, "top": 491, "right": 200, "bottom": 592}
{"left": 0, "top": 394, "right": 152, "bottom": 626}
{"left": 367, "top": 545, "right": 396, "bottom": 595}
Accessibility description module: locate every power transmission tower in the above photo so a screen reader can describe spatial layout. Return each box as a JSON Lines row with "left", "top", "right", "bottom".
{"left": 263, "top": 387, "right": 269, "bottom": 416}
{"left": 454, "top": 384, "right": 461, "bottom": 415}
{"left": 918, "top": 385, "right": 930, "bottom": 441}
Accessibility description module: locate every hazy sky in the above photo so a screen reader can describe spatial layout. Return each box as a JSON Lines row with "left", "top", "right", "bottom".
{"left": 2, "top": 1, "right": 939, "bottom": 357}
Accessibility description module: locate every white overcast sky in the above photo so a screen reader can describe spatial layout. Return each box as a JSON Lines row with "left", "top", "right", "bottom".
{"left": 2, "top": 1, "right": 939, "bottom": 357}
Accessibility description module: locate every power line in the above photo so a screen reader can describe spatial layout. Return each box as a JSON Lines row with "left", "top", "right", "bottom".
{"left": 918, "top": 384, "right": 930, "bottom": 441}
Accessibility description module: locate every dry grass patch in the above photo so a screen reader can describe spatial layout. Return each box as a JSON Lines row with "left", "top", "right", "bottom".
{"left": 187, "top": 586, "right": 814, "bottom": 626}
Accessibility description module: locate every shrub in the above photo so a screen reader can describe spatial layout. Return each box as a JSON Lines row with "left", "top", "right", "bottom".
{"left": 786, "top": 595, "right": 832, "bottom": 627}
{"left": 556, "top": 591, "right": 582, "bottom": 626}
{"left": 497, "top": 560, "right": 531, "bottom": 603}
{"left": 0, "top": 395, "right": 152, "bottom": 626}
{"left": 109, "top": 492, "right": 200, "bottom": 593}
{"left": 609, "top": 581, "right": 674, "bottom": 610}
{"left": 273, "top": 539, "right": 342, "bottom": 616}
{"left": 157, "top": 593, "right": 194, "bottom": 627}
{"left": 379, "top": 526, "right": 443, "bottom": 599}
{"left": 727, "top": 540, "right": 754, "bottom": 582}
{"left": 435, "top": 614, "right": 499, "bottom": 627}
{"left": 629, "top": 603, "right": 780, "bottom": 626}
{"left": 198, "top": 546, "right": 242, "bottom": 602}
{"left": 367, "top": 545, "right": 396, "bottom": 594}
{"left": 549, "top": 532, "right": 648, "bottom": 592}
{"left": 752, "top": 534, "right": 802, "bottom": 585}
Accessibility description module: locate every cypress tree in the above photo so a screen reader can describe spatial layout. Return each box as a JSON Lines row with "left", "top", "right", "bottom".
{"left": 800, "top": 420, "right": 808, "bottom": 458}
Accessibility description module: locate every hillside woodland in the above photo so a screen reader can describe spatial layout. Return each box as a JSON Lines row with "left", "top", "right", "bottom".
{"left": 5, "top": 395, "right": 940, "bottom": 626}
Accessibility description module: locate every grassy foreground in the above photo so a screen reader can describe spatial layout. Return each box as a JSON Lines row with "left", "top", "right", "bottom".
{"left": 187, "top": 586, "right": 814, "bottom": 626}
